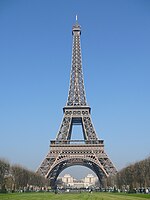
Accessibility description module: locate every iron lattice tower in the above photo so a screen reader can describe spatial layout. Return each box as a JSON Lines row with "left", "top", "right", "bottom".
{"left": 37, "top": 19, "right": 117, "bottom": 188}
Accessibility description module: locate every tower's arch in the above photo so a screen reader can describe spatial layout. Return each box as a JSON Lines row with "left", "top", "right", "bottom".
{"left": 45, "top": 156, "right": 108, "bottom": 188}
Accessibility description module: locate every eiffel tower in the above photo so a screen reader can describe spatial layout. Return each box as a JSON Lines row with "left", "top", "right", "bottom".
{"left": 37, "top": 18, "right": 117, "bottom": 188}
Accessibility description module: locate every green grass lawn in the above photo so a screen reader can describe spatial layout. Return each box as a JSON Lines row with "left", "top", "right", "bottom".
{"left": 0, "top": 192, "right": 150, "bottom": 200}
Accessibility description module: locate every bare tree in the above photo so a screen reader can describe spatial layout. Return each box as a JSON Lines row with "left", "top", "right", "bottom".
{"left": 0, "top": 159, "right": 10, "bottom": 192}
{"left": 115, "top": 156, "right": 150, "bottom": 192}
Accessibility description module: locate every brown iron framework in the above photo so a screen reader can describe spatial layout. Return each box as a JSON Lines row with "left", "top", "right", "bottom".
{"left": 37, "top": 18, "right": 117, "bottom": 188}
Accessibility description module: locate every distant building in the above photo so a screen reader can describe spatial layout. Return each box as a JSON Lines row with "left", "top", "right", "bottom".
{"left": 61, "top": 174, "right": 74, "bottom": 187}
{"left": 83, "top": 174, "right": 98, "bottom": 187}
{"left": 59, "top": 174, "right": 98, "bottom": 188}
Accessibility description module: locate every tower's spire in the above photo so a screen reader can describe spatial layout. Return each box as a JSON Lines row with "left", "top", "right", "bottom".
{"left": 66, "top": 20, "right": 87, "bottom": 106}
{"left": 76, "top": 15, "right": 78, "bottom": 23}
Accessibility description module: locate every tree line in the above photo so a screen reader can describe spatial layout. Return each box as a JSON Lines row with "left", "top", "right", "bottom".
{"left": 0, "top": 159, "right": 48, "bottom": 193}
{"left": 1, "top": 156, "right": 150, "bottom": 193}
{"left": 106, "top": 156, "right": 150, "bottom": 192}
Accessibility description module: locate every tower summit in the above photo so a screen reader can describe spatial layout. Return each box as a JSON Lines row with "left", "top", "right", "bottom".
{"left": 37, "top": 19, "right": 117, "bottom": 188}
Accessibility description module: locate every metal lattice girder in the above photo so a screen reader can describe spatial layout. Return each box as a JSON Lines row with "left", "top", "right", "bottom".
{"left": 56, "top": 107, "right": 98, "bottom": 141}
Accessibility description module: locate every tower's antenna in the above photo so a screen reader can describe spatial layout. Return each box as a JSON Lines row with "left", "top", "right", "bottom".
{"left": 76, "top": 14, "right": 78, "bottom": 23}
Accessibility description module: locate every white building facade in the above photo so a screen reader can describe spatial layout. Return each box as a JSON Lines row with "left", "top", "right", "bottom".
{"left": 60, "top": 174, "right": 98, "bottom": 188}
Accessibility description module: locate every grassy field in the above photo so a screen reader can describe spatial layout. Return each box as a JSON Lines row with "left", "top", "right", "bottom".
{"left": 0, "top": 192, "right": 150, "bottom": 200}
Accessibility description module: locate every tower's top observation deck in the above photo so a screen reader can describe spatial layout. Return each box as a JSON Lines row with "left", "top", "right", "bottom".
{"left": 72, "top": 23, "right": 81, "bottom": 35}
{"left": 72, "top": 15, "right": 81, "bottom": 35}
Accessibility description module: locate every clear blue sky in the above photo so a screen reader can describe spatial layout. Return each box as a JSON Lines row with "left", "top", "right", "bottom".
{"left": 0, "top": 0, "right": 150, "bottom": 179}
